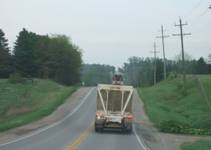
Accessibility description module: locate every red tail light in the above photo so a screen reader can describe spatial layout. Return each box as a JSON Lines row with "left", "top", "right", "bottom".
{"left": 126, "top": 115, "right": 133, "bottom": 120}
{"left": 96, "top": 112, "right": 104, "bottom": 119}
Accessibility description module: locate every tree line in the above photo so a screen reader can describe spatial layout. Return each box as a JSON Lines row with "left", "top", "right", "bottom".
{"left": 0, "top": 28, "right": 82, "bottom": 85}
{"left": 121, "top": 56, "right": 211, "bottom": 87}
{"left": 81, "top": 64, "right": 115, "bottom": 86}
{"left": 76, "top": 56, "right": 211, "bottom": 87}
{"left": 1, "top": 28, "right": 210, "bottom": 87}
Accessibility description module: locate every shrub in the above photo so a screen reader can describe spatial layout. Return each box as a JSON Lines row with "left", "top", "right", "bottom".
{"left": 159, "top": 120, "right": 188, "bottom": 133}
{"left": 167, "top": 72, "right": 177, "bottom": 80}
{"left": 159, "top": 120, "right": 211, "bottom": 135}
{"left": 8, "top": 73, "right": 26, "bottom": 84}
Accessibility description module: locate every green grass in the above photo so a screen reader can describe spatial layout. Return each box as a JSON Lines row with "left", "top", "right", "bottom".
{"left": 181, "top": 140, "right": 211, "bottom": 150}
{"left": 138, "top": 75, "right": 211, "bottom": 135}
{"left": 0, "top": 79, "right": 77, "bottom": 131}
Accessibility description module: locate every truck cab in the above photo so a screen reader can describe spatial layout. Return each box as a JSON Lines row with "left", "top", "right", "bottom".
{"left": 112, "top": 74, "right": 123, "bottom": 85}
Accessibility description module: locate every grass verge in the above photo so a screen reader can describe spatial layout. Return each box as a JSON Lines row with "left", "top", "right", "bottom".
{"left": 138, "top": 75, "right": 211, "bottom": 135}
{"left": 0, "top": 79, "right": 77, "bottom": 132}
{"left": 181, "top": 140, "right": 211, "bottom": 150}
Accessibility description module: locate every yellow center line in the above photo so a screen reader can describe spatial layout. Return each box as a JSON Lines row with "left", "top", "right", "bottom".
{"left": 66, "top": 124, "right": 93, "bottom": 150}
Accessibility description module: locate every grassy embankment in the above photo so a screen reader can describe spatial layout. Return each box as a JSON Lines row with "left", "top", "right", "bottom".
{"left": 138, "top": 75, "right": 211, "bottom": 135}
{"left": 0, "top": 79, "right": 77, "bottom": 132}
{"left": 181, "top": 140, "right": 211, "bottom": 150}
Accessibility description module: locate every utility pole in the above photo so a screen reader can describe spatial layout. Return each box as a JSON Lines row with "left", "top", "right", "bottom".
{"left": 173, "top": 18, "right": 191, "bottom": 90}
{"left": 156, "top": 25, "right": 170, "bottom": 80}
{"left": 151, "top": 42, "right": 159, "bottom": 85}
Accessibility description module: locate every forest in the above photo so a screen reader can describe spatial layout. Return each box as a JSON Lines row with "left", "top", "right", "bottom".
{"left": 0, "top": 28, "right": 82, "bottom": 85}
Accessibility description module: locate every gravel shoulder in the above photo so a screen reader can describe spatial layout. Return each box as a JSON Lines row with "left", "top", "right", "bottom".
{"left": 0, "top": 87, "right": 92, "bottom": 144}
{"left": 133, "top": 89, "right": 211, "bottom": 150}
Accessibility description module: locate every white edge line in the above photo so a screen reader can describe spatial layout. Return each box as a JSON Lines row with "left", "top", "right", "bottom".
{"left": 133, "top": 124, "right": 149, "bottom": 150}
{"left": 0, "top": 87, "right": 95, "bottom": 147}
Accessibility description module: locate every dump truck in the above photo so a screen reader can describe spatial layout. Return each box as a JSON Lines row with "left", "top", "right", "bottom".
{"left": 95, "top": 77, "right": 134, "bottom": 133}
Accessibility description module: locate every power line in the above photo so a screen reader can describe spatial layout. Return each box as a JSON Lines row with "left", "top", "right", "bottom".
{"left": 172, "top": 18, "right": 191, "bottom": 90}
{"left": 200, "top": 8, "right": 209, "bottom": 16}
{"left": 184, "top": 1, "right": 210, "bottom": 28}
{"left": 186, "top": 6, "right": 210, "bottom": 33}
{"left": 150, "top": 42, "right": 159, "bottom": 85}
{"left": 156, "top": 25, "right": 170, "bottom": 80}
{"left": 186, "top": 0, "right": 204, "bottom": 18}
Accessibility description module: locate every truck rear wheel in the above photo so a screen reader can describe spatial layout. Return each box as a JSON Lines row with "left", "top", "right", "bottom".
{"left": 95, "top": 123, "right": 103, "bottom": 132}
{"left": 95, "top": 127, "right": 99, "bottom": 132}
{"left": 95, "top": 126, "right": 103, "bottom": 132}
{"left": 126, "top": 127, "right": 132, "bottom": 133}
{"left": 122, "top": 123, "right": 132, "bottom": 133}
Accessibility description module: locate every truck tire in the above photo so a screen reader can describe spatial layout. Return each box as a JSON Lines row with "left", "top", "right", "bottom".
{"left": 95, "top": 119, "right": 104, "bottom": 132}
{"left": 126, "top": 126, "right": 132, "bottom": 133}
{"left": 95, "top": 127, "right": 100, "bottom": 132}
{"left": 95, "top": 123, "right": 103, "bottom": 132}
{"left": 122, "top": 123, "right": 132, "bottom": 133}
{"left": 95, "top": 126, "right": 103, "bottom": 132}
{"left": 121, "top": 127, "right": 132, "bottom": 133}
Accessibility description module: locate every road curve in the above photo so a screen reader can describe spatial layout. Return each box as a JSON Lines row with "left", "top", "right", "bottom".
{"left": 0, "top": 88, "right": 147, "bottom": 150}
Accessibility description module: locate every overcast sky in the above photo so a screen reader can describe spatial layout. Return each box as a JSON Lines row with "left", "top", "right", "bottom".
{"left": 1, "top": 0, "right": 211, "bottom": 67}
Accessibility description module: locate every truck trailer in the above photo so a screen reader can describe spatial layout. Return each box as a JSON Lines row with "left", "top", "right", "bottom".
{"left": 95, "top": 84, "right": 134, "bottom": 133}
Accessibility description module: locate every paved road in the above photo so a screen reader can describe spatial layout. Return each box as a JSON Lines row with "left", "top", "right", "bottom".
{"left": 0, "top": 88, "right": 147, "bottom": 150}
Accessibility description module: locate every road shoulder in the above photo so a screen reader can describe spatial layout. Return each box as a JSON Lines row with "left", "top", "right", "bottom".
{"left": 0, "top": 87, "right": 92, "bottom": 144}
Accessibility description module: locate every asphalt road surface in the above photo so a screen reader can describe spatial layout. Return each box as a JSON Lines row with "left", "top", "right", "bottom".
{"left": 0, "top": 88, "right": 148, "bottom": 150}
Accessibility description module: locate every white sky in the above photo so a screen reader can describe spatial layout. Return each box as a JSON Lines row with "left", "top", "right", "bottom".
{"left": 1, "top": 0, "right": 211, "bottom": 67}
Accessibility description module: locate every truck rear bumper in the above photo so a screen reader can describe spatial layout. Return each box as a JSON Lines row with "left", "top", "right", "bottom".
{"left": 95, "top": 118, "right": 133, "bottom": 132}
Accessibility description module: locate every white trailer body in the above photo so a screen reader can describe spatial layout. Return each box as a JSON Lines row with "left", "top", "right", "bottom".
{"left": 95, "top": 84, "right": 134, "bottom": 132}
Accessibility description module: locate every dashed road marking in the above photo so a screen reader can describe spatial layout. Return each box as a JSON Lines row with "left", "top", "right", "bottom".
{"left": 65, "top": 125, "right": 93, "bottom": 150}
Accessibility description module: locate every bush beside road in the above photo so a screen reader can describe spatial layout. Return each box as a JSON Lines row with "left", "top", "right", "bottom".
{"left": 0, "top": 79, "right": 77, "bottom": 132}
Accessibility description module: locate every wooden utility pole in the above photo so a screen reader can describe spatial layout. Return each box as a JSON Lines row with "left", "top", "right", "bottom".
{"left": 156, "top": 25, "right": 169, "bottom": 80}
{"left": 151, "top": 42, "right": 159, "bottom": 85}
{"left": 173, "top": 18, "right": 191, "bottom": 89}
